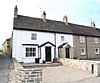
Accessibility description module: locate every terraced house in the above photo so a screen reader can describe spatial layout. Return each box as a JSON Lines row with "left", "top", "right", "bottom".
{"left": 12, "top": 6, "right": 100, "bottom": 63}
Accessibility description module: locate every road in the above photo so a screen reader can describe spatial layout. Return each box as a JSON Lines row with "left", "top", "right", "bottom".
{"left": 0, "top": 55, "right": 11, "bottom": 83}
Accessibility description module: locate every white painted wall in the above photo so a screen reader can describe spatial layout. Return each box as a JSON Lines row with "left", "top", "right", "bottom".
{"left": 56, "top": 34, "right": 73, "bottom": 58}
{"left": 12, "top": 30, "right": 73, "bottom": 63}
{"left": 12, "top": 30, "right": 55, "bottom": 63}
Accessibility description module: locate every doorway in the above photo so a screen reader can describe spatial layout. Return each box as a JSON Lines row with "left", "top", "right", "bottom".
{"left": 45, "top": 47, "right": 51, "bottom": 62}
{"left": 66, "top": 48, "right": 70, "bottom": 58}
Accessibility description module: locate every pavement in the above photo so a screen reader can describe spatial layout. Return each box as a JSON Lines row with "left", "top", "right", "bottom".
{"left": 0, "top": 55, "right": 12, "bottom": 83}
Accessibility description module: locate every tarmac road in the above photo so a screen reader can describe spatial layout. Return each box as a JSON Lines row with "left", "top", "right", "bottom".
{"left": 0, "top": 55, "right": 11, "bottom": 83}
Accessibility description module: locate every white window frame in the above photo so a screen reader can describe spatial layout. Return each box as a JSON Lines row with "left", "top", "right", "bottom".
{"left": 31, "top": 33, "right": 37, "bottom": 40}
{"left": 95, "top": 48, "right": 99, "bottom": 54}
{"left": 80, "top": 36, "right": 85, "bottom": 43}
{"left": 94, "top": 38, "right": 98, "bottom": 43}
{"left": 25, "top": 47, "right": 36, "bottom": 57}
{"left": 61, "top": 36, "right": 64, "bottom": 41}
{"left": 23, "top": 45, "right": 37, "bottom": 58}
{"left": 80, "top": 48, "right": 86, "bottom": 55}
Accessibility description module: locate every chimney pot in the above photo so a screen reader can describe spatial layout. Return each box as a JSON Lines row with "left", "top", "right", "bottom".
{"left": 14, "top": 5, "right": 18, "bottom": 18}
{"left": 63, "top": 15, "right": 68, "bottom": 25}
{"left": 91, "top": 21, "right": 96, "bottom": 28}
{"left": 42, "top": 11, "right": 46, "bottom": 22}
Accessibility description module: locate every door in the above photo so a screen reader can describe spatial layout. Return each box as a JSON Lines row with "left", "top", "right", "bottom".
{"left": 45, "top": 47, "right": 51, "bottom": 62}
{"left": 66, "top": 48, "right": 70, "bottom": 58}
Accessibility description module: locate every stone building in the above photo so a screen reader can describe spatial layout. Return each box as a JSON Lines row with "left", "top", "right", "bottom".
{"left": 2, "top": 38, "right": 11, "bottom": 55}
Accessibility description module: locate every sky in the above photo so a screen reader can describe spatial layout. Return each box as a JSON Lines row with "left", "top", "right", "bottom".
{"left": 0, "top": 0, "right": 100, "bottom": 48}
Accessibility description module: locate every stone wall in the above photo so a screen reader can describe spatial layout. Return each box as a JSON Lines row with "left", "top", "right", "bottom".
{"left": 73, "top": 36, "right": 100, "bottom": 59}
{"left": 59, "top": 58, "right": 100, "bottom": 76}
{"left": 9, "top": 59, "right": 42, "bottom": 83}
{"left": 16, "top": 68, "right": 42, "bottom": 83}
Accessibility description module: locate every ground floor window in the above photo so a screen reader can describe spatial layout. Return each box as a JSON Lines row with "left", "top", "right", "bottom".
{"left": 80, "top": 48, "right": 86, "bottom": 55}
{"left": 95, "top": 48, "right": 99, "bottom": 55}
{"left": 26, "top": 47, "right": 36, "bottom": 57}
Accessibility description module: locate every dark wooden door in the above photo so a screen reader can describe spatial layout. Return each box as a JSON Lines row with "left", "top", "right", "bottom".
{"left": 45, "top": 47, "right": 51, "bottom": 61}
{"left": 66, "top": 48, "right": 70, "bottom": 58}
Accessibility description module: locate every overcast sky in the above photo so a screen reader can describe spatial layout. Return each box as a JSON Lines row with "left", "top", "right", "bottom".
{"left": 0, "top": 0, "right": 100, "bottom": 48}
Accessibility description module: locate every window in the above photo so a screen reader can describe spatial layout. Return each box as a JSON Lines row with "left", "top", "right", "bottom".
{"left": 61, "top": 36, "right": 64, "bottom": 41}
{"left": 95, "top": 48, "right": 99, "bottom": 54}
{"left": 94, "top": 38, "right": 98, "bottom": 43}
{"left": 26, "top": 47, "right": 36, "bottom": 57}
{"left": 80, "top": 36, "right": 85, "bottom": 43}
{"left": 31, "top": 33, "right": 37, "bottom": 40}
{"left": 80, "top": 48, "right": 86, "bottom": 55}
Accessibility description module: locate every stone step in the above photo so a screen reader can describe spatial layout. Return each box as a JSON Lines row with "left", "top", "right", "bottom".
{"left": 21, "top": 63, "right": 62, "bottom": 68}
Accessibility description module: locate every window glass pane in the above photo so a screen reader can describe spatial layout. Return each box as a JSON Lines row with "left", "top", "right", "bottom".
{"left": 32, "top": 33, "right": 36, "bottom": 36}
{"left": 26, "top": 53, "right": 29, "bottom": 57}
{"left": 80, "top": 48, "right": 85, "bottom": 55}
{"left": 26, "top": 48, "right": 29, "bottom": 51}
{"left": 33, "top": 48, "right": 36, "bottom": 51}
{"left": 33, "top": 53, "right": 36, "bottom": 56}
{"left": 81, "top": 49, "right": 84, "bottom": 53}
{"left": 30, "top": 53, "right": 33, "bottom": 56}
{"left": 30, "top": 48, "right": 32, "bottom": 51}
{"left": 95, "top": 48, "right": 99, "bottom": 54}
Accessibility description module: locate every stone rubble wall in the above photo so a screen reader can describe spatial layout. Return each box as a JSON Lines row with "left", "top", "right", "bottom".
{"left": 9, "top": 59, "right": 42, "bottom": 83}
{"left": 59, "top": 58, "right": 100, "bottom": 76}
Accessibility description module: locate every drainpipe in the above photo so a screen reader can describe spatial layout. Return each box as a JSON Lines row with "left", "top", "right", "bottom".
{"left": 86, "top": 36, "right": 88, "bottom": 59}
{"left": 54, "top": 33, "right": 56, "bottom": 58}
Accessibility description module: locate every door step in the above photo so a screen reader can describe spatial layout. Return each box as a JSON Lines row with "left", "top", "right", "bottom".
{"left": 21, "top": 63, "right": 62, "bottom": 68}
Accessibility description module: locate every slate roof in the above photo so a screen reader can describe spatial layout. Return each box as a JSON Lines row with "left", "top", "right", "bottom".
{"left": 14, "top": 15, "right": 100, "bottom": 37}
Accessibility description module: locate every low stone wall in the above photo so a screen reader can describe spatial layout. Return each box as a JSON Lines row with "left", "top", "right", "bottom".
{"left": 59, "top": 58, "right": 100, "bottom": 76}
{"left": 16, "top": 68, "right": 42, "bottom": 83}
{"left": 9, "top": 59, "right": 42, "bottom": 83}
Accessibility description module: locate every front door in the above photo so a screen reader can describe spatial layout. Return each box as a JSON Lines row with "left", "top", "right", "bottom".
{"left": 66, "top": 48, "right": 70, "bottom": 58}
{"left": 45, "top": 47, "right": 51, "bottom": 62}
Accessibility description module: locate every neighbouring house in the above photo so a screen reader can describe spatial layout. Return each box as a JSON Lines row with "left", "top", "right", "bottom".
{"left": 2, "top": 38, "right": 11, "bottom": 55}
{"left": 12, "top": 6, "right": 100, "bottom": 63}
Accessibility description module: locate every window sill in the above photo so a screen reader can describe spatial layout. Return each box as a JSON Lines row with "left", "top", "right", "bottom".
{"left": 95, "top": 54, "right": 100, "bottom": 56}
{"left": 80, "top": 42, "right": 85, "bottom": 44}
{"left": 81, "top": 54, "right": 86, "bottom": 56}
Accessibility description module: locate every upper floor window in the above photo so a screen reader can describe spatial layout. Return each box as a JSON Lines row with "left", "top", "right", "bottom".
{"left": 31, "top": 33, "right": 37, "bottom": 40}
{"left": 80, "top": 48, "right": 86, "bottom": 55}
{"left": 95, "top": 48, "right": 99, "bottom": 54}
{"left": 94, "top": 38, "right": 98, "bottom": 43}
{"left": 80, "top": 36, "right": 85, "bottom": 43}
{"left": 61, "top": 36, "right": 64, "bottom": 41}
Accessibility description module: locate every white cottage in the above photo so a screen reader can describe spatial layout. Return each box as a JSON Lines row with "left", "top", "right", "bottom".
{"left": 12, "top": 6, "right": 74, "bottom": 63}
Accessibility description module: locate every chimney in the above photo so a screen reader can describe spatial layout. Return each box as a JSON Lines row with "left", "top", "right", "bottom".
{"left": 91, "top": 21, "right": 96, "bottom": 28}
{"left": 42, "top": 11, "right": 46, "bottom": 22}
{"left": 63, "top": 15, "right": 68, "bottom": 25}
{"left": 14, "top": 5, "right": 18, "bottom": 18}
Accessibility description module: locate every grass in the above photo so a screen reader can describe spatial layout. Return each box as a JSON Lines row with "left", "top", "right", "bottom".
{"left": 0, "top": 50, "right": 6, "bottom": 56}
